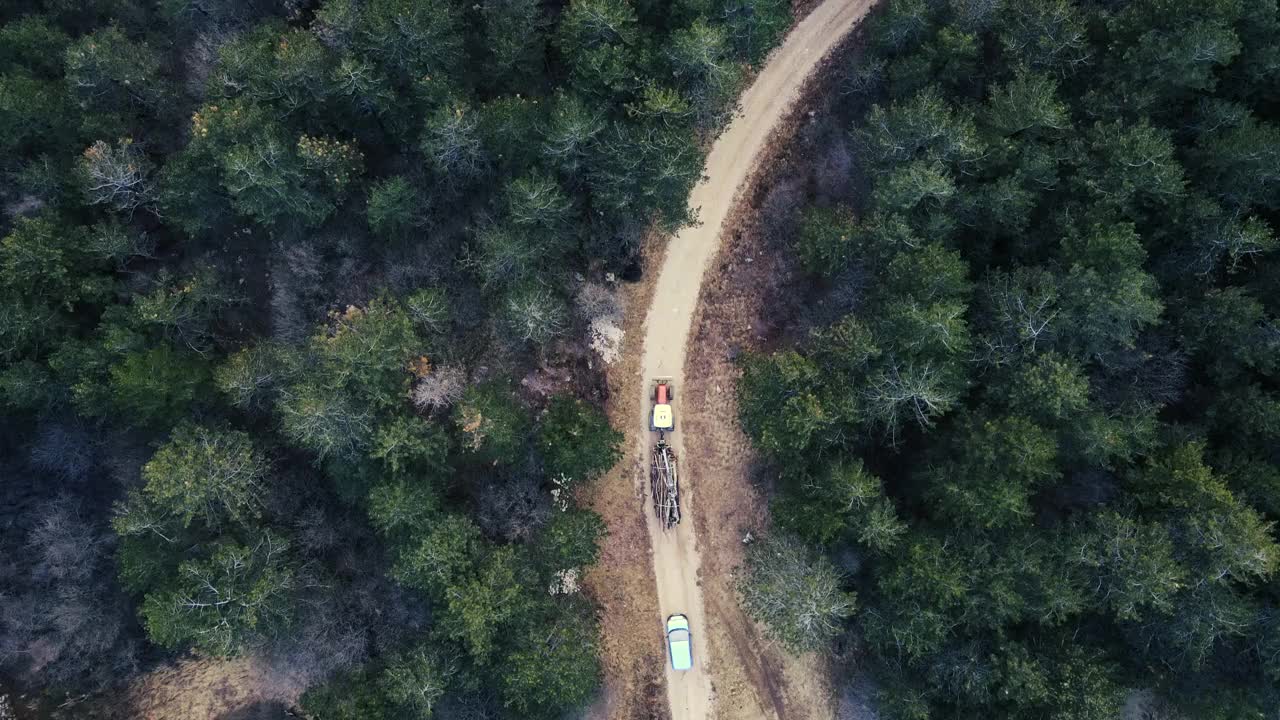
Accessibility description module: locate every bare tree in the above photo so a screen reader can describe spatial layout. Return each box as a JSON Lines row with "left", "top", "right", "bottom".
{"left": 975, "top": 267, "right": 1060, "bottom": 366}
{"left": 950, "top": 0, "right": 1003, "bottom": 32}
{"left": 814, "top": 141, "right": 855, "bottom": 204}
{"left": 86, "top": 222, "right": 156, "bottom": 267}
{"left": 502, "top": 287, "right": 568, "bottom": 346}
{"left": 1187, "top": 212, "right": 1277, "bottom": 276}
{"left": 1125, "top": 690, "right": 1189, "bottom": 720}
{"left": 835, "top": 672, "right": 881, "bottom": 720}
{"left": 264, "top": 570, "right": 368, "bottom": 694}
{"left": 759, "top": 176, "right": 805, "bottom": 241}
{"left": 1092, "top": 333, "right": 1188, "bottom": 410}
{"left": 28, "top": 498, "right": 101, "bottom": 583}
{"left": 292, "top": 505, "right": 341, "bottom": 557}
{"left": 841, "top": 56, "right": 886, "bottom": 98}
{"left": 739, "top": 532, "right": 856, "bottom": 652}
{"left": 574, "top": 282, "right": 625, "bottom": 364}
{"left": 474, "top": 473, "right": 550, "bottom": 543}
{"left": 405, "top": 288, "right": 450, "bottom": 334}
{"left": 573, "top": 282, "right": 621, "bottom": 322}
{"left": 182, "top": 30, "right": 234, "bottom": 95}
{"left": 412, "top": 365, "right": 467, "bottom": 411}
{"left": 28, "top": 420, "right": 96, "bottom": 484}
{"left": 78, "top": 139, "right": 157, "bottom": 216}
{"left": 434, "top": 691, "right": 502, "bottom": 720}
{"left": 268, "top": 239, "right": 328, "bottom": 343}
{"left": 864, "top": 361, "right": 961, "bottom": 445}
{"left": 0, "top": 497, "right": 138, "bottom": 691}
{"left": 423, "top": 103, "right": 486, "bottom": 181}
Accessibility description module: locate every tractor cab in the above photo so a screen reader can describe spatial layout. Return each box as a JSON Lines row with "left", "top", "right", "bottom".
{"left": 651, "top": 379, "right": 674, "bottom": 432}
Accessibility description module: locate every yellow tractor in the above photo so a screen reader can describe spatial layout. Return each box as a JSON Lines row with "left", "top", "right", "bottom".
{"left": 650, "top": 378, "right": 674, "bottom": 433}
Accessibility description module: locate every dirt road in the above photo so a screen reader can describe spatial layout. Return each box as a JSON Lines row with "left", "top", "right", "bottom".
{"left": 635, "top": 2, "right": 874, "bottom": 719}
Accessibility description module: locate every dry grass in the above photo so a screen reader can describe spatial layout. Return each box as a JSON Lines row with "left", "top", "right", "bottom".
{"left": 578, "top": 235, "right": 672, "bottom": 720}
{"left": 682, "top": 198, "right": 830, "bottom": 720}
{"left": 62, "top": 656, "right": 297, "bottom": 720}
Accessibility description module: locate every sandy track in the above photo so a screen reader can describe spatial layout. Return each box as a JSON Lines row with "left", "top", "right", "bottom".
{"left": 634, "top": 2, "right": 874, "bottom": 719}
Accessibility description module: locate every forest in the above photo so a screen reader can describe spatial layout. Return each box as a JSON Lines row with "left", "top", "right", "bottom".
{"left": 0, "top": 0, "right": 790, "bottom": 717}
{"left": 735, "top": 0, "right": 1280, "bottom": 718}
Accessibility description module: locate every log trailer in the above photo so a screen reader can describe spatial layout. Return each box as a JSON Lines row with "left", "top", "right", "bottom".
{"left": 649, "top": 379, "right": 681, "bottom": 529}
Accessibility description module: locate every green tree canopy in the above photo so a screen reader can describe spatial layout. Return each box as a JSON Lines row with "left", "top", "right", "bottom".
{"left": 140, "top": 533, "right": 294, "bottom": 656}
{"left": 537, "top": 394, "right": 623, "bottom": 488}
{"left": 136, "top": 423, "right": 269, "bottom": 529}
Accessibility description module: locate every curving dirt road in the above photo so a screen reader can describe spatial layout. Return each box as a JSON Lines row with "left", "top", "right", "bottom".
{"left": 635, "top": 2, "right": 874, "bottom": 718}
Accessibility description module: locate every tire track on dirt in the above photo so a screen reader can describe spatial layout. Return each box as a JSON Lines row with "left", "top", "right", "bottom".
{"left": 707, "top": 596, "right": 788, "bottom": 719}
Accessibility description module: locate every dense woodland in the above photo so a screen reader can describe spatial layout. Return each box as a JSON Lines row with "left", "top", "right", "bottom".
{"left": 0, "top": 0, "right": 790, "bottom": 716}
{"left": 736, "top": 0, "right": 1280, "bottom": 718}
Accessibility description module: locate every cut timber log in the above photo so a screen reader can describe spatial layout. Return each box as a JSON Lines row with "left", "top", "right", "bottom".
{"left": 650, "top": 436, "right": 680, "bottom": 529}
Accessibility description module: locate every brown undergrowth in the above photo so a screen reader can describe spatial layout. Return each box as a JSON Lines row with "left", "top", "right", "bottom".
{"left": 578, "top": 236, "right": 672, "bottom": 720}
{"left": 680, "top": 25, "right": 872, "bottom": 720}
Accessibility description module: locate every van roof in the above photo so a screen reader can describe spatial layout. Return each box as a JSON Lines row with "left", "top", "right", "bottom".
{"left": 669, "top": 632, "right": 692, "bottom": 671}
